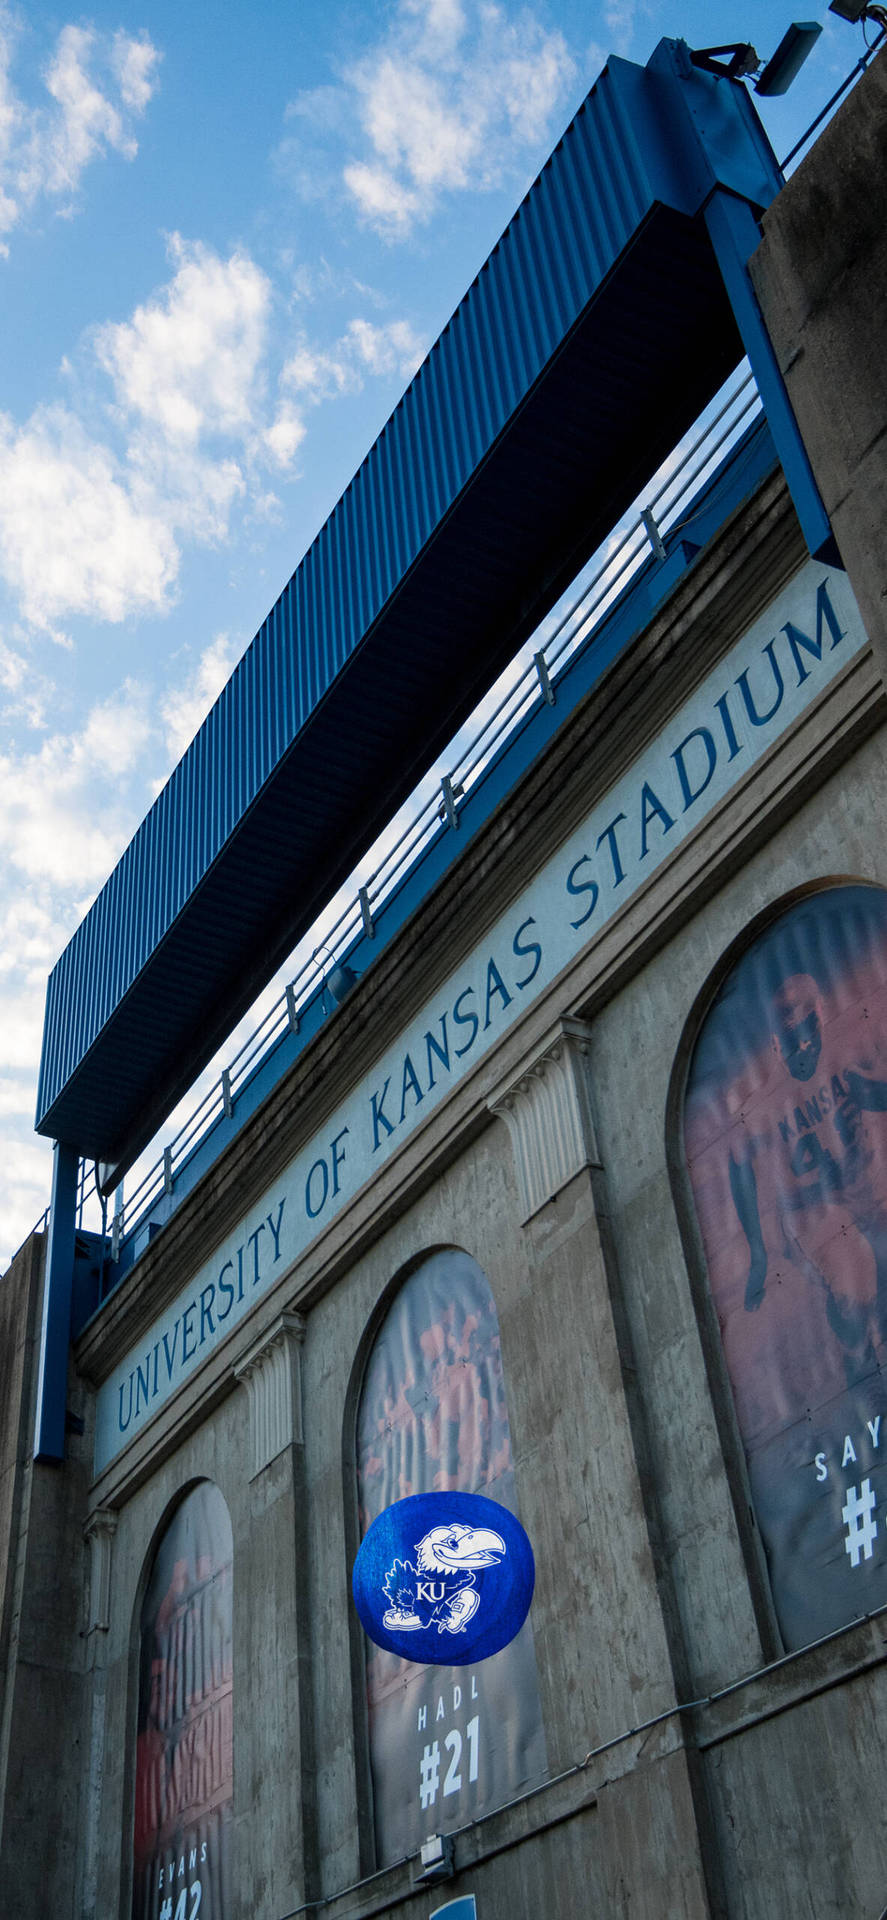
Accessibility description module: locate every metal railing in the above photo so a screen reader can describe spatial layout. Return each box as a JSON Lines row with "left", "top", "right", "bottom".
{"left": 63, "top": 363, "right": 761, "bottom": 1255}
{"left": 7, "top": 35, "right": 883, "bottom": 1284}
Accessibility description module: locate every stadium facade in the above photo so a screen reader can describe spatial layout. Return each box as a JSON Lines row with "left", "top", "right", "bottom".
{"left": 2, "top": 35, "right": 887, "bottom": 1920}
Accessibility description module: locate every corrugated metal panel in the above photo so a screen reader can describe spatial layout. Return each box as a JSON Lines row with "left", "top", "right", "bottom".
{"left": 36, "top": 38, "right": 783, "bottom": 1170}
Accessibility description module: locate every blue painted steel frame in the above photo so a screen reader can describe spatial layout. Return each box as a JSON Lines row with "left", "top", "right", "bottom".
{"left": 703, "top": 190, "right": 839, "bottom": 565}
{"left": 36, "top": 38, "right": 841, "bottom": 1456}
{"left": 37, "top": 37, "right": 791, "bottom": 1182}
{"left": 81, "top": 418, "right": 779, "bottom": 1319}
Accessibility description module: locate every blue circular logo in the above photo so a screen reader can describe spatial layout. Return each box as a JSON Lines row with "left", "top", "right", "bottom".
{"left": 352, "top": 1490, "right": 535, "bottom": 1666}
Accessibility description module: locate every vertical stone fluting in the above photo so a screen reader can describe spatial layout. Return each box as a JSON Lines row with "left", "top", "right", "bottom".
{"left": 488, "top": 1017, "right": 600, "bottom": 1220}
{"left": 234, "top": 1310, "right": 306, "bottom": 1478}
{"left": 80, "top": 1508, "right": 118, "bottom": 1920}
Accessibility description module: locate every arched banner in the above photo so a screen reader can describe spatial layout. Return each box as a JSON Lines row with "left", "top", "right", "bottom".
{"left": 132, "top": 1482, "right": 233, "bottom": 1920}
{"left": 356, "top": 1249, "right": 547, "bottom": 1861}
{"left": 685, "top": 884, "right": 887, "bottom": 1647}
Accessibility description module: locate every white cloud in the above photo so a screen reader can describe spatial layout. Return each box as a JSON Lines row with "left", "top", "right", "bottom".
{"left": 346, "top": 317, "right": 425, "bottom": 378}
{"left": 263, "top": 405, "right": 307, "bottom": 470}
{"left": 340, "top": 162, "right": 421, "bottom": 238}
{"left": 42, "top": 26, "right": 134, "bottom": 181}
{"left": 0, "top": 240, "right": 273, "bottom": 630}
{"left": 125, "top": 433, "right": 246, "bottom": 546}
{"left": 0, "top": 681, "right": 151, "bottom": 886}
{"left": 0, "top": 405, "right": 178, "bottom": 628}
{"left": 112, "top": 28, "right": 161, "bottom": 112}
{"left": 0, "top": 1135, "right": 53, "bottom": 1269}
{"left": 603, "top": 2, "right": 643, "bottom": 57}
{"left": 274, "top": 311, "right": 425, "bottom": 432}
{"left": 0, "top": 1077, "right": 38, "bottom": 1117}
{"left": 0, "top": 893, "right": 67, "bottom": 982}
{"left": 0, "top": 639, "right": 58, "bottom": 729}
{"left": 0, "top": 229, "right": 426, "bottom": 625}
{"left": 0, "top": 14, "right": 160, "bottom": 244}
{"left": 338, "top": 0, "right": 575, "bottom": 235}
{"left": 97, "top": 236, "right": 271, "bottom": 443}
{"left": 264, "top": 315, "right": 426, "bottom": 469}
{"left": 160, "top": 633, "right": 245, "bottom": 764}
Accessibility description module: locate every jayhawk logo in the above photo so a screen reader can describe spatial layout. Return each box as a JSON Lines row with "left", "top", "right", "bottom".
{"left": 382, "top": 1521, "right": 506, "bottom": 1635}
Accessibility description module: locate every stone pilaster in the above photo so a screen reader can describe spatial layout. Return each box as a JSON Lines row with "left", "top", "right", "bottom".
{"left": 234, "top": 1309, "right": 306, "bottom": 1478}
{"left": 79, "top": 1508, "right": 118, "bottom": 1920}
{"left": 487, "top": 1017, "right": 599, "bottom": 1221}
{"left": 233, "top": 1309, "right": 317, "bottom": 1912}
{"left": 83, "top": 1506, "right": 117, "bottom": 1640}
{"left": 488, "top": 1015, "right": 683, "bottom": 1771}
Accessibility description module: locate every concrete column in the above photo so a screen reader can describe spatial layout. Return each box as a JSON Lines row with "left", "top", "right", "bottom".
{"left": 236, "top": 1310, "right": 306, "bottom": 1476}
{"left": 233, "top": 1313, "right": 316, "bottom": 1919}
{"left": 488, "top": 1021, "right": 716, "bottom": 1917}
{"left": 488, "top": 1016, "right": 600, "bottom": 1220}
{"left": 488, "top": 1017, "right": 683, "bottom": 1735}
{"left": 78, "top": 1509, "right": 118, "bottom": 1920}
{"left": 750, "top": 49, "right": 887, "bottom": 675}
{"left": 84, "top": 1508, "right": 117, "bottom": 1636}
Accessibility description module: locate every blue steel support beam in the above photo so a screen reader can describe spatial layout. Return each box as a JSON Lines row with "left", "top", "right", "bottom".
{"left": 35, "top": 37, "right": 792, "bottom": 1180}
{"left": 34, "top": 1140, "right": 78, "bottom": 1461}
{"left": 703, "top": 189, "right": 841, "bottom": 567}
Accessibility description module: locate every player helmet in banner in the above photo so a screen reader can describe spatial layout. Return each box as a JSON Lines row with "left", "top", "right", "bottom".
{"left": 353, "top": 1491, "right": 535, "bottom": 1665}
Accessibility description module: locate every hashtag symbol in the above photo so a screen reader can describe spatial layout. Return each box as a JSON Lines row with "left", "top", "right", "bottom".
{"left": 842, "top": 1478, "right": 878, "bottom": 1567}
{"left": 419, "top": 1740, "right": 441, "bottom": 1810}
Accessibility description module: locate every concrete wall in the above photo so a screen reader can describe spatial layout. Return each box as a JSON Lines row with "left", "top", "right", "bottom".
{"left": 752, "top": 47, "right": 887, "bottom": 673}
{"left": 7, "top": 59, "right": 887, "bottom": 1920}
{"left": 52, "top": 449, "right": 887, "bottom": 1920}
{"left": 0, "top": 1234, "right": 92, "bottom": 1915}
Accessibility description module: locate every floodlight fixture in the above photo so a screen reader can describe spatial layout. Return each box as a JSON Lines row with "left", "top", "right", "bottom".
{"left": 312, "top": 943, "right": 358, "bottom": 1009}
{"left": 417, "top": 1833, "right": 455, "bottom": 1883}
{"left": 691, "top": 21, "right": 823, "bottom": 96}
{"left": 755, "top": 22, "right": 822, "bottom": 94}
{"left": 829, "top": 0, "right": 887, "bottom": 26}
{"left": 326, "top": 961, "right": 358, "bottom": 1006}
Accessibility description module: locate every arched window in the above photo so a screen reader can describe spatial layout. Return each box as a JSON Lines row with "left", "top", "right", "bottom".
{"left": 683, "top": 883, "right": 887, "bottom": 1649}
{"left": 355, "top": 1248, "right": 546, "bottom": 1863}
{"left": 132, "top": 1481, "right": 233, "bottom": 1920}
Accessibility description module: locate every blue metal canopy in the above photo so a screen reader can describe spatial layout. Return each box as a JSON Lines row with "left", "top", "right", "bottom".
{"left": 37, "top": 37, "right": 789, "bottom": 1177}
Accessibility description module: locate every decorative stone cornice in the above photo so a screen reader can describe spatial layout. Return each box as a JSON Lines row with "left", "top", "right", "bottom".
{"left": 235, "top": 1310, "right": 307, "bottom": 1476}
{"left": 488, "top": 1018, "right": 600, "bottom": 1222}
{"left": 83, "top": 1507, "right": 118, "bottom": 1634}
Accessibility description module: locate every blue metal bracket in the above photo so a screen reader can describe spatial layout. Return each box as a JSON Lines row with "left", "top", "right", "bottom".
{"left": 703, "top": 188, "right": 841, "bottom": 568}
{"left": 34, "top": 1140, "right": 78, "bottom": 1462}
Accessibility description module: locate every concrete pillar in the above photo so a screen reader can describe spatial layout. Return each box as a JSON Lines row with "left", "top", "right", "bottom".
{"left": 78, "top": 1509, "right": 118, "bottom": 1920}
{"left": 0, "top": 1233, "right": 90, "bottom": 1913}
{"left": 233, "top": 1313, "right": 317, "bottom": 1918}
{"left": 489, "top": 1017, "right": 602, "bottom": 1221}
{"left": 489, "top": 1019, "right": 683, "bottom": 1735}
{"left": 750, "top": 49, "right": 887, "bottom": 674}
{"left": 489, "top": 1020, "right": 717, "bottom": 1918}
{"left": 237, "top": 1310, "right": 306, "bottom": 1479}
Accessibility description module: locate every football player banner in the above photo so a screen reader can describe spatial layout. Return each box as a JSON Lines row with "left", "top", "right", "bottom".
{"left": 356, "top": 1250, "right": 547, "bottom": 1863}
{"left": 131, "top": 1482, "right": 233, "bottom": 1920}
{"left": 684, "top": 884, "right": 887, "bottom": 1648}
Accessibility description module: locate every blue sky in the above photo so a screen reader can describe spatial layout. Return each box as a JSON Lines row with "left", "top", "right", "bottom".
{"left": 0, "top": 0, "right": 871, "bottom": 1264}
